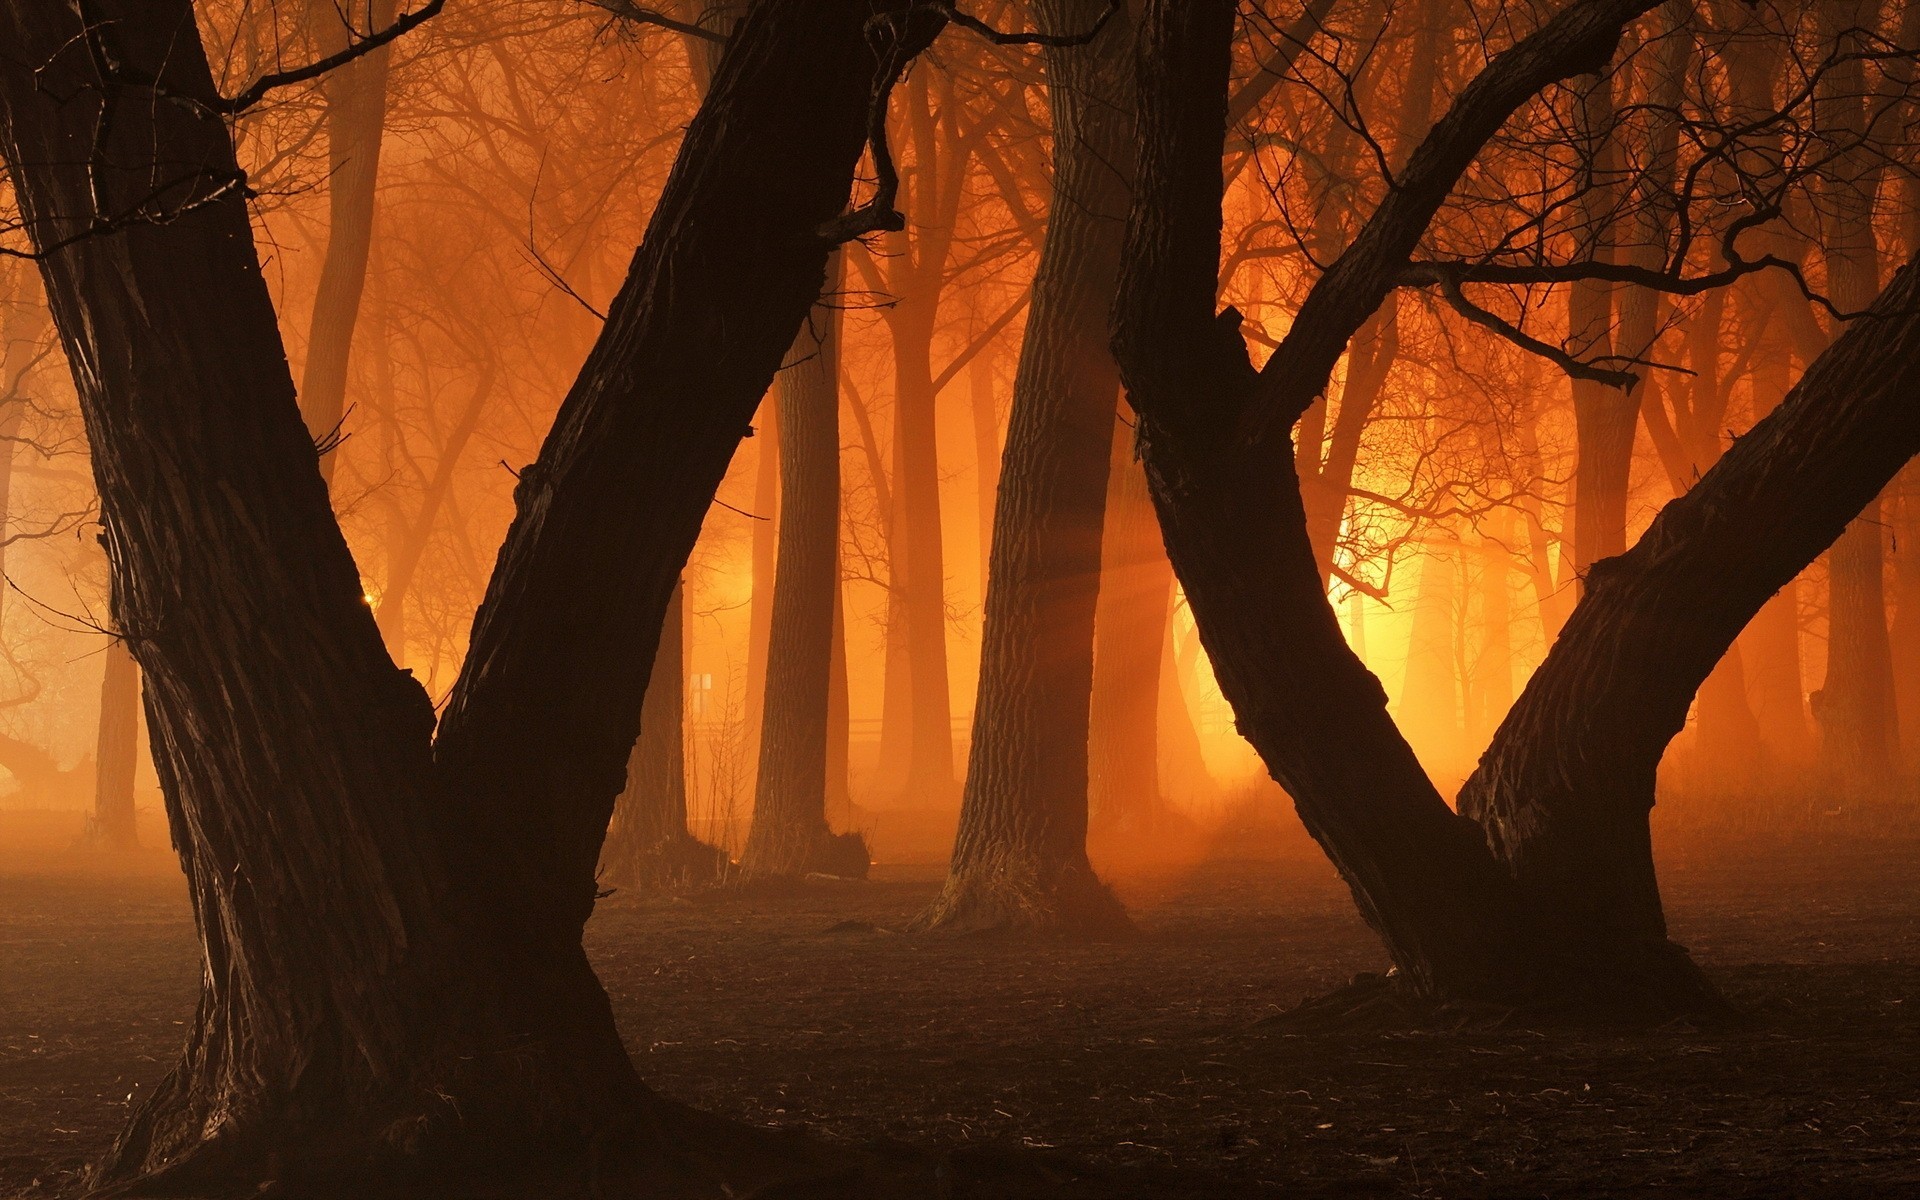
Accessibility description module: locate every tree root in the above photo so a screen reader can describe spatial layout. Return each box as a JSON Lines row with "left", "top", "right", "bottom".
{"left": 909, "top": 854, "right": 1133, "bottom": 938}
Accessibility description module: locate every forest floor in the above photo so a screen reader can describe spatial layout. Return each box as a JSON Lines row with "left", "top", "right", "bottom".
{"left": 3, "top": 800, "right": 1920, "bottom": 1198}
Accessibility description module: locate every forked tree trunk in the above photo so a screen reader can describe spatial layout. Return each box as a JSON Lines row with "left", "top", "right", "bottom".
{"left": 2, "top": 0, "right": 904, "bottom": 1189}
{"left": 602, "top": 583, "right": 724, "bottom": 892}
{"left": 918, "top": 0, "right": 1137, "bottom": 935}
{"left": 301, "top": 0, "right": 397, "bottom": 482}
{"left": 741, "top": 281, "right": 869, "bottom": 879}
{"left": 89, "top": 641, "right": 141, "bottom": 851}
{"left": 1120, "top": 0, "right": 1920, "bottom": 1013}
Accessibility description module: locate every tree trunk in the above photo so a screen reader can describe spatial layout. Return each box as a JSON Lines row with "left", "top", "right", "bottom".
{"left": 742, "top": 391, "right": 779, "bottom": 764}
{"left": 1813, "top": 0, "right": 1898, "bottom": 785}
{"left": 1460, "top": 261, "right": 1920, "bottom": 1001}
{"left": 300, "top": 0, "right": 397, "bottom": 483}
{"left": 88, "top": 642, "right": 141, "bottom": 851}
{"left": 741, "top": 277, "right": 868, "bottom": 879}
{"left": 602, "top": 583, "right": 724, "bottom": 892}
{"left": 918, "top": 0, "right": 1136, "bottom": 935}
{"left": 1089, "top": 407, "right": 1168, "bottom": 831}
{"left": 3, "top": 0, "right": 906, "bottom": 1188}
{"left": 1114, "top": 0, "right": 1706, "bottom": 1007}
{"left": 1397, "top": 537, "right": 1464, "bottom": 774}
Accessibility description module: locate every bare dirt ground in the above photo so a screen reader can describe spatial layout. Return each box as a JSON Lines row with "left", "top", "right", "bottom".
{"left": 4, "top": 804, "right": 1920, "bottom": 1198}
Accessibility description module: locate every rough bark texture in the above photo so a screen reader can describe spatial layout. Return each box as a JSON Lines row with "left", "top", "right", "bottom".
{"left": 1, "top": 0, "right": 904, "bottom": 1189}
{"left": 301, "top": 0, "right": 397, "bottom": 482}
{"left": 602, "top": 584, "right": 725, "bottom": 892}
{"left": 89, "top": 641, "right": 141, "bottom": 851}
{"left": 741, "top": 289, "right": 868, "bottom": 879}
{"left": 919, "top": 0, "right": 1137, "bottom": 936}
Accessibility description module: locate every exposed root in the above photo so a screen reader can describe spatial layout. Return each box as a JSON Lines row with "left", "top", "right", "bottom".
{"left": 909, "top": 854, "right": 1133, "bottom": 938}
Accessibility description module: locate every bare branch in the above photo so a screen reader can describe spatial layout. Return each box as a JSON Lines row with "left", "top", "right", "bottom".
{"left": 583, "top": 0, "right": 729, "bottom": 43}
{"left": 216, "top": 0, "right": 446, "bottom": 114}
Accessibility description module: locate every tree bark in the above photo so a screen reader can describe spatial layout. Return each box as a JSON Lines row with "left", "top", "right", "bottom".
{"left": 2, "top": 0, "right": 908, "bottom": 1187}
{"left": 741, "top": 276, "right": 868, "bottom": 879}
{"left": 918, "top": 0, "right": 1137, "bottom": 935}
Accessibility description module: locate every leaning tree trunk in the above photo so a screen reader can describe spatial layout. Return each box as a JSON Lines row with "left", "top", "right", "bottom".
{"left": 917, "top": 0, "right": 1137, "bottom": 935}
{"left": 89, "top": 642, "right": 140, "bottom": 851}
{"left": 602, "top": 582, "right": 725, "bottom": 892}
{"left": 3, "top": 0, "right": 910, "bottom": 1190}
{"left": 300, "top": 0, "right": 397, "bottom": 482}
{"left": 741, "top": 275, "right": 869, "bottom": 879}
{"left": 1458, "top": 260, "right": 1920, "bottom": 1006}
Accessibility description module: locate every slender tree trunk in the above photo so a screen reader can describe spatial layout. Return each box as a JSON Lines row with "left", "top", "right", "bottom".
{"left": 1813, "top": 0, "right": 1898, "bottom": 784}
{"left": 89, "top": 642, "right": 140, "bottom": 851}
{"left": 301, "top": 0, "right": 397, "bottom": 482}
{"left": 3, "top": 0, "right": 904, "bottom": 1187}
{"left": 1158, "top": 606, "right": 1216, "bottom": 805}
{"left": 1089, "top": 406, "right": 1167, "bottom": 831}
{"left": 602, "top": 583, "right": 724, "bottom": 891}
{"left": 742, "top": 392, "right": 779, "bottom": 761}
{"left": 1397, "top": 537, "right": 1464, "bottom": 772}
{"left": 918, "top": 0, "right": 1137, "bottom": 934}
{"left": 742, "top": 275, "right": 868, "bottom": 878}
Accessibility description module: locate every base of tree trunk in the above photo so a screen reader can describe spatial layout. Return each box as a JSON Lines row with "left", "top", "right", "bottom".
{"left": 737, "top": 828, "right": 871, "bottom": 884}
{"left": 1264, "top": 942, "right": 1740, "bottom": 1034}
{"left": 910, "top": 853, "right": 1132, "bottom": 937}
{"left": 605, "top": 833, "right": 731, "bottom": 896}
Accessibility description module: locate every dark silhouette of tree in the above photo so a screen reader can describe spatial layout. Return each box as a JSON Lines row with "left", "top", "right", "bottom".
{"left": 1114, "top": 0, "right": 1920, "bottom": 1014}
{"left": 0, "top": 0, "right": 929, "bottom": 1187}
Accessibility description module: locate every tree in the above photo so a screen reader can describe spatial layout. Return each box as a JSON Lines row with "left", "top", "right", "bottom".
{"left": 740, "top": 266, "right": 869, "bottom": 879}
{"left": 1, "top": 0, "right": 925, "bottom": 1188}
{"left": 1114, "top": 0, "right": 1920, "bottom": 1013}
{"left": 301, "top": 0, "right": 400, "bottom": 481}
{"left": 601, "top": 582, "right": 726, "bottom": 891}
{"left": 919, "top": 0, "right": 1136, "bottom": 934}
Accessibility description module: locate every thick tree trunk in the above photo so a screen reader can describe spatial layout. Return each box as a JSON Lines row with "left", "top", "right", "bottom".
{"left": 3, "top": 0, "right": 903, "bottom": 1188}
{"left": 301, "top": 0, "right": 397, "bottom": 482}
{"left": 89, "top": 642, "right": 141, "bottom": 851}
{"left": 603, "top": 583, "right": 725, "bottom": 892}
{"left": 741, "top": 284, "right": 868, "bottom": 879}
{"left": 1089, "top": 408, "right": 1168, "bottom": 831}
{"left": 918, "top": 0, "right": 1136, "bottom": 935}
